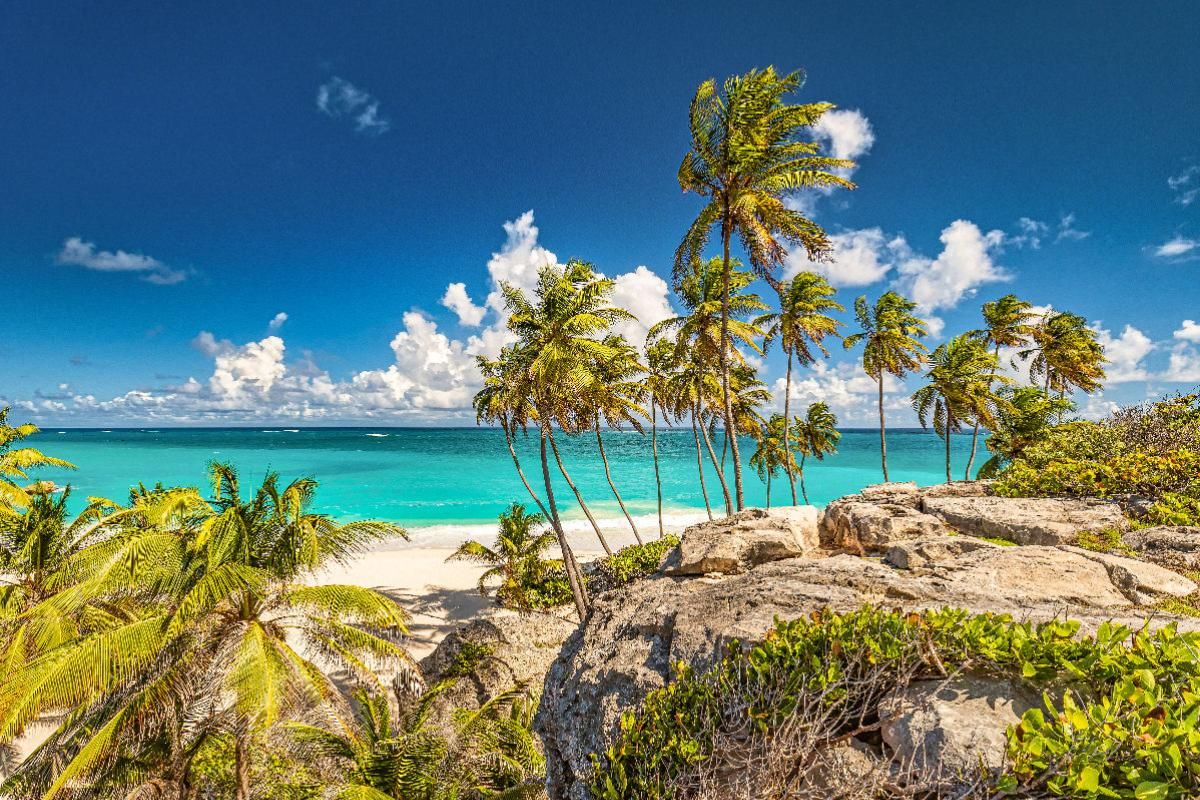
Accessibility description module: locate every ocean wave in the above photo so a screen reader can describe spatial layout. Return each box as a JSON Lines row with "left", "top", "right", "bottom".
{"left": 365, "top": 433, "right": 389, "bottom": 438}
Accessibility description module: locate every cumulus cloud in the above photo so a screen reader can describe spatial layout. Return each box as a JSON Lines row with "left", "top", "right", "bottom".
{"left": 771, "top": 360, "right": 909, "bottom": 425}
{"left": 785, "top": 227, "right": 905, "bottom": 287}
{"left": 789, "top": 109, "right": 874, "bottom": 217}
{"left": 608, "top": 266, "right": 674, "bottom": 347}
{"left": 1092, "top": 323, "right": 1153, "bottom": 383}
{"left": 316, "top": 77, "right": 390, "bottom": 135}
{"left": 1164, "top": 343, "right": 1200, "bottom": 383}
{"left": 1174, "top": 320, "right": 1200, "bottom": 343}
{"left": 894, "top": 220, "right": 1009, "bottom": 317}
{"left": 56, "top": 237, "right": 187, "bottom": 285}
{"left": 1154, "top": 236, "right": 1199, "bottom": 260}
{"left": 268, "top": 312, "right": 288, "bottom": 332}
{"left": 440, "top": 283, "right": 486, "bottom": 327}
{"left": 1169, "top": 165, "right": 1200, "bottom": 206}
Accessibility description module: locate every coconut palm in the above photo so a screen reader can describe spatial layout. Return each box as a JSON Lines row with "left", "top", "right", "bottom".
{"left": 0, "top": 463, "right": 411, "bottom": 800}
{"left": 587, "top": 335, "right": 648, "bottom": 543}
{"left": 676, "top": 66, "right": 855, "bottom": 513}
{"left": 1021, "top": 311, "right": 1106, "bottom": 409}
{"left": 964, "top": 294, "right": 1038, "bottom": 478}
{"left": 749, "top": 414, "right": 795, "bottom": 508}
{"left": 0, "top": 407, "right": 75, "bottom": 512}
{"left": 665, "top": 351, "right": 723, "bottom": 520}
{"left": 790, "top": 402, "right": 840, "bottom": 504}
{"left": 912, "top": 335, "right": 1007, "bottom": 482}
{"left": 757, "top": 272, "right": 843, "bottom": 503}
{"left": 978, "top": 386, "right": 1076, "bottom": 477}
{"left": 843, "top": 292, "right": 929, "bottom": 482}
{"left": 644, "top": 340, "right": 677, "bottom": 538}
{"left": 448, "top": 503, "right": 561, "bottom": 612}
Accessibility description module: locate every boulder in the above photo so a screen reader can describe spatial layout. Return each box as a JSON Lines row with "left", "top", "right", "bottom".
{"left": 419, "top": 610, "right": 576, "bottom": 732}
{"left": 920, "top": 495, "right": 1129, "bottom": 545}
{"left": 820, "top": 501, "right": 948, "bottom": 552}
{"left": 883, "top": 535, "right": 999, "bottom": 570}
{"left": 671, "top": 506, "right": 819, "bottom": 575}
{"left": 879, "top": 676, "right": 1038, "bottom": 782}
{"left": 1059, "top": 545, "right": 1197, "bottom": 603}
{"left": 1122, "top": 526, "right": 1200, "bottom": 572}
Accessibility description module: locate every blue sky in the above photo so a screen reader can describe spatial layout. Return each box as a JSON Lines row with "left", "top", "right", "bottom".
{"left": 2, "top": 0, "right": 1198, "bottom": 426}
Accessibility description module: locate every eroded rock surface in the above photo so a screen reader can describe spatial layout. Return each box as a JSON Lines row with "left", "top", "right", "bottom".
{"left": 671, "top": 506, "right": 819, "bottom": 575}
{"left": 1122, "top": 526, "right": 1200, "bottom": 572}
{"left": 920, "top": 495, "right": 1128, "bottom": 545}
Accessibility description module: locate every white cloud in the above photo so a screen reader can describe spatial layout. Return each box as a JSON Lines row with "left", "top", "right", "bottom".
{"left": 1169, "top": 165, "right": 1200, "bottom": 206}
{"left": 268, "top": 312, "right": 288, "bottom": 332}
{"left": 1154, "top": 236, "right": 1199, "bottom": 259}
{"left": 56, "top": 237, "right": 187, "bottom": 285}
{"left": 607, "top": 266, "right": 674, "bottom": 347}
{"left": 894, "top": 219, "right": 1008, "bottom": 316}
{"left": 1092, "top": 323, "right": 1153, "bottom": 383}
{"left": 440, "top": 283, "right": 486, "bottom": 327}
{"left": 316, "top": 77, "right": 390, "bottom": 135}
{"left": 812, "top": 109, "right": 875, "bottom": 165}
{"left": 1010, "top": 217, "right": 1049, "bottom": 249}
{"left": 772, "top": 360, "right": 910, "bottom": 425}
{"left": 1078, "top": 392, "right": 1120, "bottom": 421}
{"left": 1164, "top": 343, "right": 1200, "bottom": 383}
{"left": 1054, "top": 213, "right": 1090, "bottom": 242}
{"left": 785, "top": 227, "right": 905, "bottom": 287}
{"left": 350, "top": 312, "right": 477, "bottom": 410}
{"left": 1173, "top": 320, "right": 1200, "bottom": 343}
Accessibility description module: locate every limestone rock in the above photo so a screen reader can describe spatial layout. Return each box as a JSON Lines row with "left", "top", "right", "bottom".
{"left": 1059, "top": 545, "right": 1197, "bottom": 603}
{"left": 820, "top": 501, "right": 948, "bottom": 552}
{"left": 1122, "top": 526, "right": 1200, "bottom": 572}
{"left": 880, "top": 676, "right": 1038, "bottom": 781}
{"left": 672, "top": 506, "right": 818, "bottom": 575}
{"left": 920, "top": 495, "right": 1129, "bottom": 545}
{"left": 883, "top": 535, "right": 999, "bottom": 569}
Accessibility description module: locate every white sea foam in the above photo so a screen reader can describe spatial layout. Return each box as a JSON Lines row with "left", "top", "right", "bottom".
{"left": 365, "top": 433, "right": 389, "bottom": 438}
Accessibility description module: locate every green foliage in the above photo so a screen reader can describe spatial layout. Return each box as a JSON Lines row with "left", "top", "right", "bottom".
{"left": 1075, "top": 528, "right": 1137, "bottom": 557}
{"left": 444, "top": 642, "right": 495, "bottom": 679}
{"left": 450, "top": 503, "right": 567, "bottom": 612}
{"left": 0, "top": 406, "right": 75, "bottom": 512}
{"left": 588, "top": 607, "right": 1200, "bottom": 800}
{"left": 592, "top": 536, "right": 680, "bottom": 591}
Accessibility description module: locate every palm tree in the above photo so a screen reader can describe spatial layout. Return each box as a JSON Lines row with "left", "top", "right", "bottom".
{"left": 912, "top": 335, "right": 1007, "bottom": 482}
{"left": 0, "top": 463, "right": 410, "bottom": 800}
{"left": 978, "top": 386, "right": 1076, "bottom": 477}
{"left": 749, "top": 415, "right": 794, "bottom": 508}
{"left": 790, "top": 402, "right": 840, "bottom": 504}
{"left": 587, "top": 335, "right": 648, "bottom": 543}
{"left": 757, "top": 272, "right": 843, "bottom": 503}
{"left": 652, "top": 258, "right": 767, "bottom": 515}
{"left": 448, "top": 503, "right": 561, "bottom": 612}
{"left": 1021, "top": 311, "right": 1106, "bottom": 412}
{"left": 676, "top": 66, "right": 855, "bottom": 513}
{"left": 0, "top": 407, "right": 75, "bottom": 512}
{"left": 665, "top": 351, "right": 722, "bottom": 520}
{"left": 500, "top": 260, "right": 634, "bottom": 616}
{"left": 964, "top": 294, "right": 1038, "bottom": 478}
{"left": 843, "top": 292, "right": 929, "bottom": 482}
{"left": 644, "top": 340, "right": 676, "bottom": 538}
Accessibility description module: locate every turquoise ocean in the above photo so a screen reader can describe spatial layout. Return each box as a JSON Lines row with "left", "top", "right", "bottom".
{"left": 30, "top": 427, "right": 976, "bottom": 546}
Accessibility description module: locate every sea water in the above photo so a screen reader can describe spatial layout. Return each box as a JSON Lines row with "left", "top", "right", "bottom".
{"left": 31, "top": 427, "right": 977, "bottom": 546}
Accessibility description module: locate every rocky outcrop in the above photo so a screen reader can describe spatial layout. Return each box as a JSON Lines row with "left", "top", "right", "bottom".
{"left": 919, "top": 496, "right": 1129, "bottom": 545}
{"left": 419, "top": 610, "right": 575, "bottom": 732}
{"left": 883, "top": 535, "right": 999, "bottom": 569}
{"left": 669, "top": 506, "right": 819, "bottom": 575}
{"left": 1122, "top": 526, "right": 1200, "bottom": 572}
{"left": 820, "top": 500, "right": 948, "bottom": 552}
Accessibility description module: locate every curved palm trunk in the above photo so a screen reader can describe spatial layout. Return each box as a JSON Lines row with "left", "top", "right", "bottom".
{"left": 595, "top": 418, "right": 642, "bottom": 544}
{"left": 877, "top": 373, "right": 890, "bottom": 482}
{"left": 721, "top": 223, "right": 745, "bottom": 513}
{"left": 721, "top": 428, "right": 728, "bottom": 469}
{"left": 651, "top": 397, "right": 664, "bottom": 538}
{"left": 539, "top": 422, "right": 589, "bottom": 618}
{"left": 965, "top": 342, "right": 1000, "bottom": 480}
{"left": 765, "top": 470, "right": 772, "bottom": 509}
{"left": 234, "top": 728, "right": 251, "bottom": 800}
{"left": 697, "top": 405, "right": 733, "bottom": 516}
{"left": 799, "top": 452, "right": 810, "bottom": 505}
{"left": 782, "top": 351, "right": 798, "bottom": 505}
{"left": 690, "top": 410, "right": 714, "bottom": 521}
{"left": 944, "top": 414, "right": 954, "bottom": 483}
{"left": 502, "top": 421, "right": 552, "bottom": 521}
{"left": 547, "top": 428, "right": 613, "bottom": 556}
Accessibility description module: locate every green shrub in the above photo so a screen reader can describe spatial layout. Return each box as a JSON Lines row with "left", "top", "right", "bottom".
{"left": 588, "top": 607, "right": 1200, "bottom": 799}
{"left": 522, "top": 568, "right": 576, "bottom": 610}
{"left": 593, "top": 535, "right": 680, "bottom": 590}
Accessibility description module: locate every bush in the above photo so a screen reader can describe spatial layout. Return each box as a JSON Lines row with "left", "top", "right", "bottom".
{"left": 592, "top": 535, "right": 680, "bottom": 591}
{"left": 588, "top": 607, "right": 1200, "bottom": 800}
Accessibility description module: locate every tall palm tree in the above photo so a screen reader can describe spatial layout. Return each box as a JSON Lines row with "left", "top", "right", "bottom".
{"left": 676, "top": 66, "right": 855, "bottom": 513}
{"left": 790, "top": 402, "right": 840, "bottom": 504}
{"left": 843, "top": 292, "right": 929, "bottom": 482}
{"left": 665, "top": 351, "right": 723, "bottom": 520}
{"left": 978, "top": 386, "right": 1076, "bottom": 478}
{"left": 964, "top": 294, "right": 1038, "bottom": 478}
{"left": 0, "top": 408, "right": 75, "bottom": 512}
{"left": 0, "top": 463, "right": 410, "bottom": 800}
{"left": 1021, "top": 311, "right": 1107, "bottom": 411}
{"left": 644, "top": 340, "right": 676, "bottom": 538}
{"left": 749, "top": 414, "right": 794, "bottom": 508}
{"left": 757, "top": 272, "right": 843, "bottom": 503}
{"left": 448, "top": 502, "right": 561, "bottom": 612}
{"left": 587, "top": 335, "right": 648, "bottom": 543}
{"left": 912, "top": 335, "right": 1007, "bottom": 482}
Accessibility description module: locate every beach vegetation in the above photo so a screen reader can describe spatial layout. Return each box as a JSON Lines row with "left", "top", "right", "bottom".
{"left": 789, "top": 400, "right": 840, "bottom": 504}
{"left": 0, "top": 407, "right": 75, "bottom": 513}
{"left": 449, "top": 502, "right": 568, "bottom": 613}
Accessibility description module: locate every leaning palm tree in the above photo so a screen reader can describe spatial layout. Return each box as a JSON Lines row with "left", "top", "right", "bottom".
{"left": 964, "top": 294, "right": 1038, "bottom": 478}
{"left": 0, "top": 463, "right": 411, "bottom": 800}
{"left": 757, "top": 272, "right": 843, "bottom": 503}
{"left": 448, "top": 502, "right": 561, "bottom": 612}
{"left": 843, "top": 292, "right": 929, "bottom": 482}
{"left": 1021, "top": 311, "right": 1107, "bottom": 412}
{"left": 749, "top": 415, "right": 794, "bottom": 508}
{"left": 586, "top": 334, "right": 648, "bottom": 543}
{"left": 676, "top": 66, "right": 855, "bottom": 513}
{"left": 978, "top": 386, "right": 1076, "bottom": 478}
{"left": 912, "top": 335, "right": 1007, "bottom": 482}
{"left": 644, "top": 340, "right": 677, "bottom": 538}
{"left": 790, "top": 402, "right": 840, "bottom": 504}
{"left": 665, "top": 350, "right": 724, "bottom": 520}
{"left": 0, "top": 407, "right": 75, "bottom": 512}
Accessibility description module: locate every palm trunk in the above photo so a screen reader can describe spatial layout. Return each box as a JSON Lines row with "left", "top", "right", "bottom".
{"left": 800, "top": 452, "right": 810, "bottom": 504}
{"left": 540, "top": 421, "right": 589, "bottom": 618}
{"left": 945, "top": 414, "right": 954, "bottom": 483}
{"left": 782, "top": 351, "right": 798, "bottom": 505}
{"left": 965, "top": 342, "right": 1000, "bottom": 480}
{"left": 877, "top": 373, "right": 890, "bottom": 482}
{"left": 698, "top": 404, "right": 734, "bottom": 516}
{"left": 547, "top": 428, "right": 613, "bottom": 556}
{"left": 651, "top": 397, "right": 664, "bottom": 538}
{"left": 502, "top": 420, "right": 552, "bottom": 521}
{"left": 235, "top": 728, "right": 251, "bottom": 800}
{"left": 721, "top": 428, "right": 728, "bottom": 469}
{"left": 765, "top": 470, "right": 771, "bottom": 508}
{"left": 720, "top": 222, "right": 745, "bottom": 512}
{"left": 691, "top": 408, "right": 714, "bottom": 521}
{"left": 595, "top": 417, "right": 642, "bottom": 544}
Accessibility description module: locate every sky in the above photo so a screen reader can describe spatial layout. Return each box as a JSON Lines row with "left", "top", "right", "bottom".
{"left": 2, "top": 0, "right": 1198, "bottom": 427}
